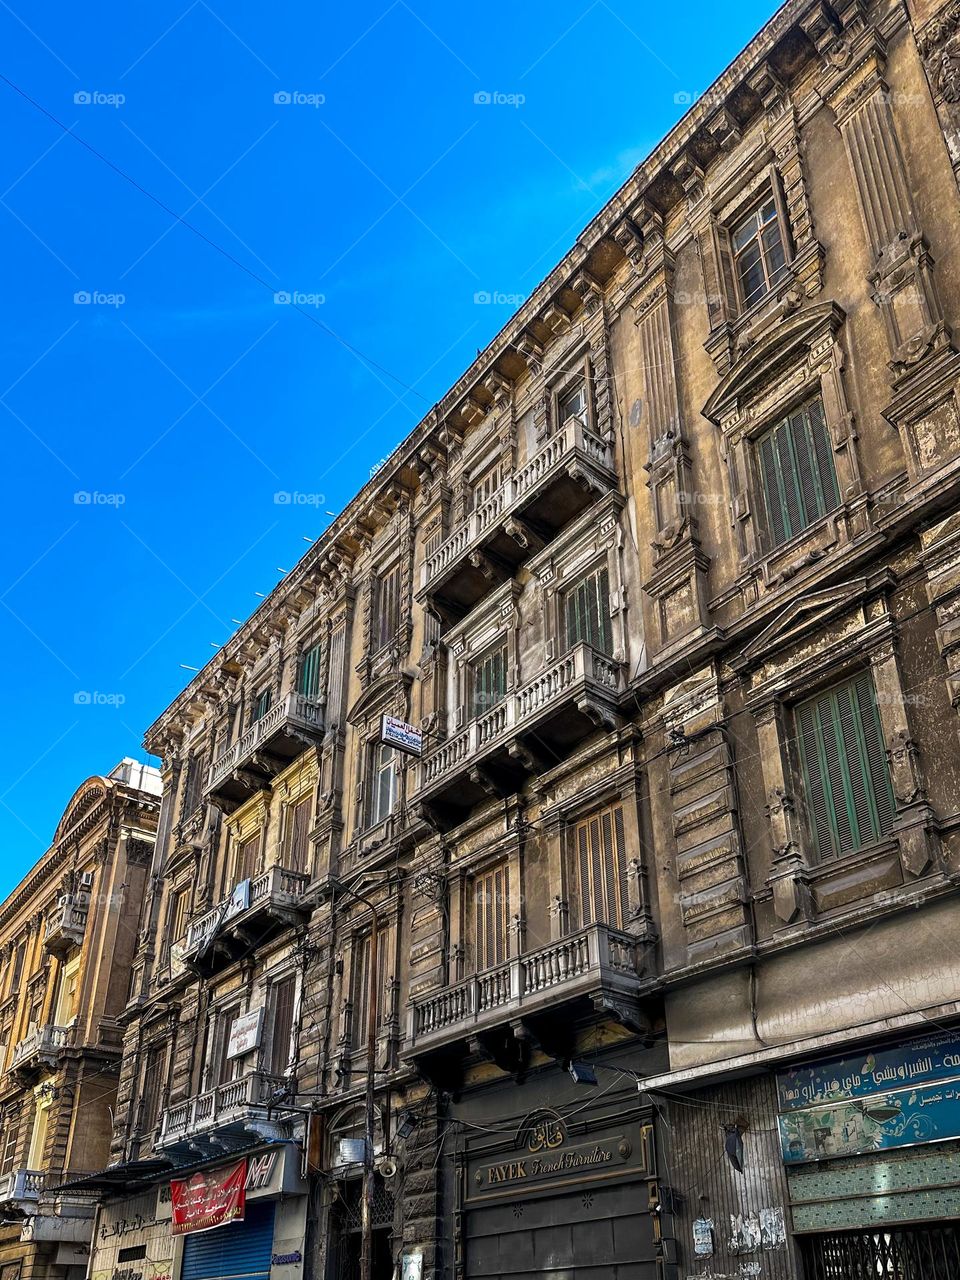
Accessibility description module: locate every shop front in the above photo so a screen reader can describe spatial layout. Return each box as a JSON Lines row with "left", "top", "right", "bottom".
{"left": 777, "top": 1030, "right": 960, "bottom": 1278}
{"left": 449, "top": 1062, "right": 662, "bottom": 1280}
{"left": 89, "top": 1144, "right": 307, "bottom": 1280}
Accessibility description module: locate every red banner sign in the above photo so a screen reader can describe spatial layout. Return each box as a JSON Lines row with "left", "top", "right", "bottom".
{"left": 171, "top": 1159, "right": 246, "bottom": 1235}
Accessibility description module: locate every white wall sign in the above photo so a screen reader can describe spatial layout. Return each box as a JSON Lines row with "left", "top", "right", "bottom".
{"left": 227, "top": 1007, "right": 263, "bottom": 1058}
{"left": 380, "top": 714, "right": 422, "bottom": 758}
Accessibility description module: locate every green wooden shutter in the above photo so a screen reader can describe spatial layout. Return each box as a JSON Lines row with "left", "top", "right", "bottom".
{"left": 796, "top": 673, "right": 896, "bottom": 860}
{"left": 298, "top": 643, "right": 322, "bottom": 699}
{"left": 757, "top": 398, "right": 841, "bottom": 549}
{"left": 564, "top": 568, "right": 611, "bottom": 654}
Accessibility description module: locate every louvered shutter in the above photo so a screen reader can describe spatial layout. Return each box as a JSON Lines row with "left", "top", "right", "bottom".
{"left": 298, "top": 643, "right": 322, "bottom": 699}
{"left": 286, "top": 797, "right": 311, "bottom": 873}
{"left": 808, "top": 398, "right": 840, "bottom": 511}
{"left": 572, "top": 804, "right": 626, "bottom": 928}
{"left": 268, "top": 976, "right": 296, "bottom": 1076}
{"left": 474, "top": 865, "right": 508, "bottom": 972}
{"left": 852, "top": 671, "right": 897, "bottom": 837}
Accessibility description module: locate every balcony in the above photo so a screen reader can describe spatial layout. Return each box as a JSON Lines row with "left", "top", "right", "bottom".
{"left": 178, "top": 864, "right": 310, "bottom": 974}
{"left": 157, "top": 1071, "right": 292, "bottom": 1155}
{"left": 8, "top": 1024, "right": 71, "bottom": 1077}
{"left": 406, "top": 924, "right": 648, "bottom": 1065}
{"left": 44, "top": 895, "right": 88, "bottom": 957}
{"left": 0, "top": 1169, "right": 44, "bottom": 1210}
{"left": 418, "top": 643, "right": 622, "bottom": 826}
{"left": 420, "top": 417, "right": 617, "bottom": 625}
{"left": 205, "top": 691, "right": 325, "bottom": 812}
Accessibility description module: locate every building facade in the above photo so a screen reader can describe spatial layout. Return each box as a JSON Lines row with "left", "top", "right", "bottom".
{"left": 0, "top": 760, "right": 160, "bottom": 1280}
{"left": 78, "top": 0, "right": 960, "bottom": 1276}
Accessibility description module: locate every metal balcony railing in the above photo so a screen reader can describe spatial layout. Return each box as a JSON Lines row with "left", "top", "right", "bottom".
{"left": 157, "top": 1070, "right": 288, "bottom": 1150}
{"left": 182, "top": 865, "right": 310, "bottom": 958}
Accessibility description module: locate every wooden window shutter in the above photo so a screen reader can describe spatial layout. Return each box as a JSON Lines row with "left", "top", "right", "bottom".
{"left": 473, "top": 865, "right": 508, "bottom": 972}
{"left": 269, "top": 976, "right": 297, "bottom": 1075}
{"left": 298, "top": 642, "right": 322, "bottom": 699}
{"left": 286, "top": 796, "right": 312, "bottom": 874}
{"left": 572, "top": 803, "right": 627, "bottom": 929}
{"left": 796, "top": 672, "right": 896, "bottom": 861}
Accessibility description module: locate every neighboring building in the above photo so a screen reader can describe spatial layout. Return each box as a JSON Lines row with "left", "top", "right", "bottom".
{"left": 75, "top": 0, "right": 960, "bottom": 1276}
{"left": 0, "top": 760, "right": 160, "bottom": 1280}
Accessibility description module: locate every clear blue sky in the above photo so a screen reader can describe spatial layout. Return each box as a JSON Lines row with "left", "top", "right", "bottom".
{"left": 1, "top": 0, "right": 776, "bottom": 895}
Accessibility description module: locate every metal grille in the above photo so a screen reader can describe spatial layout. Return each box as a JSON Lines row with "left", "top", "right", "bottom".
{"left": 802, "top": 1224, "right": 960, "bottom": 1278}
{"left": 336, "top": 1179, "right": 395, "bottom": 1233}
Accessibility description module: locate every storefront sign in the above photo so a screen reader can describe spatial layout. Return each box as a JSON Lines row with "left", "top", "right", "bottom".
{"left": 466, "top": 1110, "right": 649, "bottom": 1202}
{"left": 380, "top": 714, "right": 422, "bottom": 758}
{"left": 777, "top": 1032, "right": 960, "bottom": 1163}
{"left": 171, "top": 1159, "right": 246, "bottom": 1235}
{"left": 227, "top": 1007, "right": 263, "bottom": 1059}
{"left": 272, "top": 1253, "right": 302, "bottom": 1266}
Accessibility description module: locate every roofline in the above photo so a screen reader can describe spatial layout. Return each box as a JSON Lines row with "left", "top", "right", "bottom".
{"left": 143, "top": 0, "right": 813, "bottom": 751}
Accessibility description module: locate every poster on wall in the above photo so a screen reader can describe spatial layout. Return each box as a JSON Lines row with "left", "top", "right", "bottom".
{"left": 777, "top": 1032, "right": 960, "bottom": 1164}
{"left": 171, "top": 1160, "right": 246, "bottom": 1234}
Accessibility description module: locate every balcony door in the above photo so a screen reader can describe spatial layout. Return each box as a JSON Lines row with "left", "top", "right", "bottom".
{"left": 233, "top": 833, "right": 259, "bottom": 887}
{"left": 570, "top": 803, "right": 629, "bottom": 930}
{"left": 472, "top": 864, "right": 509, "bottom": 974}
{"left": 284, "top": 797, "right": 312, "bottom": 875}
{"left": 267, "top": 976, "right": 296, "bottom": 1077}
{"left": 215, "top": 1007, "right": 245, "bottom": 1085}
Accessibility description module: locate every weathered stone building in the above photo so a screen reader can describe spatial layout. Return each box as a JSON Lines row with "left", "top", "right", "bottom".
{"left": 79, "top": 0, "right": 960, "bottom": 1275}
{"left": 0, "top": 760, "right": 160, "bottom": 1280}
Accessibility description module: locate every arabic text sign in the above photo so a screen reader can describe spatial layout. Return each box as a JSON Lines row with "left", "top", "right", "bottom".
{"left": 777, "top": 1031, "right": 960, "bottom": 1112}
{"left": 227, "top": 1008, "right": 263, "bottom": 1059}
{"left": 380, "top": 714, "right": 422, "bottom": 758}
{"left": 170, "top": 1160, "right": 246, "bottom": 1235}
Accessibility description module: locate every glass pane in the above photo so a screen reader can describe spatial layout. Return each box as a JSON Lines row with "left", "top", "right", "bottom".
{"left": 732, "top": 213, "right": 758, "bottom": 253}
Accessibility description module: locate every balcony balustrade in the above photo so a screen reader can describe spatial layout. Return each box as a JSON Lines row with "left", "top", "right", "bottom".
{"left": 8, "top": 1024, "right": 71, "bottom": 1076}
{"left": 418, "top": 643, "right": 622, "bottom": 824}
{"left": 43, "top": 895, "right": 88, "bottom": 957}
{"left": 420, "top": 417, "right": 617, "bottom": 624}
{"left": 205, "top": 691, "right": 325, "bottom": 811}
{"left": 0, "top": 1169, "right": 45, "bottom": 1208}
{"left": 157, "top": 1070, "right": 292, "bottom": 1155}
{"left": 178, "top": 864, "right": 310, "bottom": 974}
{"left": 406, "top": 923, "right": 645, "bottom": 1057}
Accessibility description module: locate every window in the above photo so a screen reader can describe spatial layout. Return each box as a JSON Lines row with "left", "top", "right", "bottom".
{"left": 55, "top": 957, "right": 81, "bottom": 1024}
{"left": 28, "top": 1091, "right": 50, "bottom": 1169}
{"left": 350, "top": 933, "right": 383, "bottom": 1050}
{"left": 166, "top": 886, "right": 190, "bottom": 950}
{"left": 731, "top": 195, "right": 787, "bottom": 309}
{"left": 572, "top": 803, "right": 629, "bottom": 929}
{"left": 472, "top": 644, "right": 507, "bottom": 717}
{"left": 215, "top": 1007, "right": 243, "bottom": 1084}
{"left": 138, "top": 1043, "right": 165, "bottom": 1132}
{"left": 298, "top": 642, "right": 323, "bottom": 700}
{"left": 233, "top": 833, "right": 259, "bottom": 885}
{"left": 795, "top": 672, "right": 897, "bottom": 862}
{"left": 181, "top": 752, "right": 206, "bottom": 814}
{"left": 558, "top": 379, "right": 588, "bottom": 425}
{"left": 10, "top": 943, "right": 25, "bottom": 993}
{"left": 284, "top": 796, "right": 312, "bottom": 875}
{"left": 369, "top": 743, "right": 398, "bottom": 827}
{"left": 757, "top": 397, "right": 840, "bottom": 549}
{"left": 564, "top": 566, "right": 612, "bottom": 655}
{"left": 268, "top": 975, "right": 297, "bottom": 1076}
{"left": 0, "top": 1115, "right": 19, "bottom": 1175}
{"left": 374, "top": 564, "right": 400, "bottom": 653}
{"left": 472, "top": 864, "right": 509, "bottom": 973}
{"left": 472, "top": 462, "right": 501, "bottom": 512}
{"left": 252, "top": 688, "right": 272, "bottom": 722}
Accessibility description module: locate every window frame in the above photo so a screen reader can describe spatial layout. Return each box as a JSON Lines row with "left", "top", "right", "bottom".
{"left": 569, "top": 802, "right": 630, "bottom": 931}
{"left": 793, "top": 670, "right": 897, "bottom": 863}
{"left": 562, "top": 562, "right": 613, "bottom": 656}
{"left": 754, "top": 394, "right": 842, "bottom": 551}
{"left": 471, "top": 641, "right": 508, "bottom": 719}
{"left": 252, "top": 687, "right": 272, "bottom": 723}
{"left": 730, "top": 192, "right": 789, "bottom": 312}
{"left": 298, "top": 641, "right": 323, "bottom": 700}
{"left": 368, "top": 741, "right": 399, "bottom": 829}
{"left": 373, "top": 562, "right": 401, "bottom": 655}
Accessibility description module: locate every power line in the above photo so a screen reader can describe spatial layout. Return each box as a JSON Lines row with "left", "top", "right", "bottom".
{"left": 0, "top": 73, "right": 431, "bottom": 403}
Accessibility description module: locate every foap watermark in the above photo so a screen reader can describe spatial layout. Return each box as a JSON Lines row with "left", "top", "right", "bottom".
{"left": 274, "top": 490, "right": 327, "bottom": 506}
{"left": 474, "top": 289, "right": 526, "bottom": 306}
{"left": 274, "top": 90, "right": 325, "bottom": 107}
{"left": 474, "top": 90, "right": 525, "bottom": 108}
{"left": 674, "top": 288, "right": 723, "bottom": 308}
{"left": 74, "top": 290, "right": 125, "bottom": 308}
{"left": 74, "top": 690, "right": 126, "bottom": 707}
{"left": 74, "top": 491, "right": 126, "bottom": 506}
{"left": 74, "top": 89, "right": 125, "bottom": 108}
{"left": 274, "top": 290, "right": 325, "bottom": 307}
{"left": 673, "top": 88, "right": 725, "bottom": 109}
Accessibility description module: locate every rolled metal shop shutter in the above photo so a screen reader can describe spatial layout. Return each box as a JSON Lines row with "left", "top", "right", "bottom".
{"left": 181, "top": 1202, "right": 276, "bottom": 1280}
